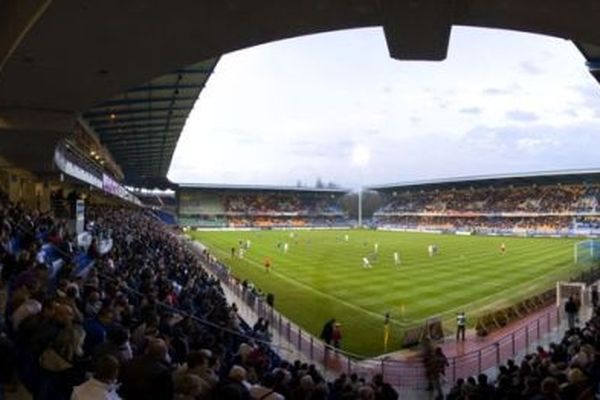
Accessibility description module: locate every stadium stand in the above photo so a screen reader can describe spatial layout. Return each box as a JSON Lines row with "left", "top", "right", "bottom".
{"left": 178, "top": 185, "right": 350, "bottom": 228}
{"left": 0, "top": 189, "right": 398, "bottom": 400}
{"left": 371, "top": 171, "right": 600, "bottom": 236}
{"left": 441, "top": 311, "right": 600, "bottom": 400}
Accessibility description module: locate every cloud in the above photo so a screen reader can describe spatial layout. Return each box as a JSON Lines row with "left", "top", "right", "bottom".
{"left": 432, "top": 96, "right": 449, "bottom": 109}
{"left": 363, "top": 129, "right": 381, "bottom": 137}
{"left": 481, "top": 85, "right": 521, "bottom": 96}
{"left": 459, "top": 107, "right": 483, "bottom": 115}
{"left": 482, "top": 88, "right": 510, "bottom": 96}
{"left": 506, "top": 110, "right": 539, "bottom": 122}
{"left": 520, "top": 61, "right": 544, "bottom": 75}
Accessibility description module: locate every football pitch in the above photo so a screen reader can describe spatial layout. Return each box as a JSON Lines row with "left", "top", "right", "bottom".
{"left": 191, "top": 229, "right": 582, "bottom": 356}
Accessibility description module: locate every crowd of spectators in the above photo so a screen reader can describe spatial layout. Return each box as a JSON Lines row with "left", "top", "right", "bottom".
{"left": 374, "top": 216, "right": 573, "bottom": 234}
{"left": 374, "top": 183, "right": 600, "bottom": 233}
{"left": 0, "top": 190, "right": 397, "bottom": 400}
{"left": 378, "top": 184, "right": 597, "bottom": 215}
{"left": 223, "top": 193, "right": 343, "bottom": 216}
{"left": 178, "top": 191, "right": 348, "bottom": 228}
{"left": 443, "top": 308, "right": 600, "bottom": 400}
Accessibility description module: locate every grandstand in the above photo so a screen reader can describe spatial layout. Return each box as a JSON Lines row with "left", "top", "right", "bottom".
{"left": 2, "top": 2, "right": 600, "bottom": 399}
{"left": 370, "top": 169, "right": 600, "bottom": 237}
{"left": 177, "top": 184, "right": 349, "bottom": 228}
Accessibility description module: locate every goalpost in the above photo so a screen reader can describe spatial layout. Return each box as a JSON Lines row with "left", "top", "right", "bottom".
{"left": 556, "top": 281, "right": 586, "bottom": 308}
{"left": 574, "top": 239, "right": 600, "bottom": 264}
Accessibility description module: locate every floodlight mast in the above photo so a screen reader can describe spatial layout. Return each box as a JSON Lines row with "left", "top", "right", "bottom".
{"left": 358, "top": 186, "right": 363, "bottom": 228}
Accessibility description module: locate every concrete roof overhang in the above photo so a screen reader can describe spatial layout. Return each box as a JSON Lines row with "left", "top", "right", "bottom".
{"left": 1, "top": 0, "right": 599, "bottom": 179}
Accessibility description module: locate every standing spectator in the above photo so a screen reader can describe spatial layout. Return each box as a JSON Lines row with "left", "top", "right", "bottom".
{"left": 456, "top": 312, "right": 466, "bottom": 341}
{"left": 565, "top": 296, "right": 579, "bottom": 330}
{"left": 320, "top": 318, "right": 335, "bottom": 346}
{"left": 332, "top": 322, "right": 342, "bottom": 349}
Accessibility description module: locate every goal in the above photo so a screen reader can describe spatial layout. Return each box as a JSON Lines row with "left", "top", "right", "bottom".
{"left": 556, "top": 281, "right": 586, "bottom": 308}
{"left": 573, "top": 239, "right": 600, "bottom": 264}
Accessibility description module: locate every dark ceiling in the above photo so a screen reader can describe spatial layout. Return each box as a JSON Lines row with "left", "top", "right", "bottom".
{"left": 82, "top": 59, "right": 218, "bottom": 183}
{"left": 0, "top": 0, "right": 599, "bottom": 184}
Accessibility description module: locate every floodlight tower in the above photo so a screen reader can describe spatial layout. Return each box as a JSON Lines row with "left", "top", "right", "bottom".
{"left": 358, "top": 185, "right": 363, "bottom": 227}
{"left": 351, "top": 144, "right": 370, "bottom": 228}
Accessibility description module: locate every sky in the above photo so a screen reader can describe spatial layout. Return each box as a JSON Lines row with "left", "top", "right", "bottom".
{"left": 168, "top": 27, "right": 600, "bottom": 190}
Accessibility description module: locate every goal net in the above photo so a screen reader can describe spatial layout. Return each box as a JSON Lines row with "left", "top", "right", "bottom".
{"left": 573, "top": 239, "right": 600, "bottom": 265}
{"left": 556, "top": 282, "right": 586, "bottom": 308}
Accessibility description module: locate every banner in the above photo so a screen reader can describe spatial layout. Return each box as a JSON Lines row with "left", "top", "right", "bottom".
{"left": 75, "top": 199, "right": 85, "bottom": 234}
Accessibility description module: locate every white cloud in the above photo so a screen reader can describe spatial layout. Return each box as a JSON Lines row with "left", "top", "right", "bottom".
{"left": 168, "top": 27, "right": 600, "bottom": 189}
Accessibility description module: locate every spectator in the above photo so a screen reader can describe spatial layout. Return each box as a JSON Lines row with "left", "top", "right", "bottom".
{"left": 217, "top": 365, "right": 251, "bottom": 400}
{"left": 71, "top": 355, "right": 121, "bottom": 400}
{"left": 249, "top": 373, "right": 284, "bottom": 400}
{"left": 320, "top": 318, "right": 335, "bottom": 346}
{"left": 119, "top": 338, "right": 173, "bottom": 400}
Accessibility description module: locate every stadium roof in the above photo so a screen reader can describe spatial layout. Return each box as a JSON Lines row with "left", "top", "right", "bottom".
{"left": 367, "top": 169, "right": 600, "bottom": 192}
{"left": 82, "top": 59, "right": 218, "bottom": 184}
{"left": 1, "top": 1, "right": 600, "bottom": 180}
{"left": 576, "top": 43, "right": 600, "bottom": 85}
{"left": 178, "top": 183, "right": 349, "bottom": 194}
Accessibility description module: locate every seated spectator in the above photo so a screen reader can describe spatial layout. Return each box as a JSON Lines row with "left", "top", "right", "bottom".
{"left": 71, "top": 355, "right": 121, "bottom": 400}
{"left": 217, "top": 365, "right": 251, "bottom": 400}
{"left": 119, "top": 338, "right": 173, "bottom": 400}
{"left": 38, "top": 323, "right": 87, "bottom": 400}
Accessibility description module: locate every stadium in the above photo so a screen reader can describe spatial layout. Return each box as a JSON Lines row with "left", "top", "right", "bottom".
{"left": 1, "top": 2, "right": 600, "bottom": 400}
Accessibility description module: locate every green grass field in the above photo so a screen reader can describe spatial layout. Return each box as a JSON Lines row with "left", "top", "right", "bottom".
{"left": 191, "top": 229, "right": 583, "bottom": 356}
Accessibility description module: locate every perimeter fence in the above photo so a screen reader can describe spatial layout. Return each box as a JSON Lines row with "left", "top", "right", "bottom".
{"left": 202, "top": 255, "right": 564, "bottom": 389}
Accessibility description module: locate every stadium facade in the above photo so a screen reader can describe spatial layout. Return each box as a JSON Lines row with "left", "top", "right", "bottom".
{"left": 177, "top": 183, "right": 350, "bottom": 228}
{"left": 2, "top": 2, "right": 600, "bottom": 397}
{"left": 368, "top": 169, "right": 600, "bottom": 237}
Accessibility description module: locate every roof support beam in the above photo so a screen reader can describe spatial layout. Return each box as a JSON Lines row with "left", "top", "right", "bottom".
{"left": 380, "top": 0, "right": 453, "bottom": 61}
{"left": 97, "top": 123, "right": 183, "bottom": 134}
{"left": 83, "top": 106, "right": 191, "bottom": 119}
{"left": 97, "top": 96, "right": 197, "bottom": 107}
{"left": 0, "top": 0, "right": 51, "bottom": 73}
{"left": 128, "top": 83, "right": 205, "bottom": 92}
{"left": 91, "top": 116, "right": 186, "bottom": 129}
{"left": 105, "top": 144, "right": 177, "bottom": 152}
{"left": 172, "top": 68, "right": 214, "bottom": 74}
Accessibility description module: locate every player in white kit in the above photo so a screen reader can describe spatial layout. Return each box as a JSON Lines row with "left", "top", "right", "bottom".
{"left": 393, "top": 251, "right": 400, "bottom": 266}
{"left": 362, "top": 257, "right": 372, "bottom": 269}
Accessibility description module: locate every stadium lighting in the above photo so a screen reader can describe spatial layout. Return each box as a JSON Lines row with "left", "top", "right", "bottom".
{"left": 351, "top": 144, "right": 371, "bottom": 166}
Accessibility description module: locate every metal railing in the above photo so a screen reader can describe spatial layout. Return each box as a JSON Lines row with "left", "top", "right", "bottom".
{"left": 205, "top": 258, "right": 564, "bottom": 389}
